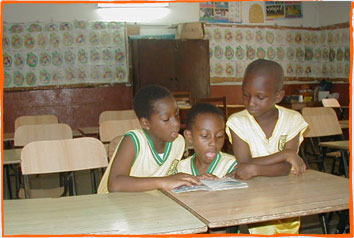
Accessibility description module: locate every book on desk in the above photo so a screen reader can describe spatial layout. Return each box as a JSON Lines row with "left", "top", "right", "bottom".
{"left": 172, "top": 177, "right": 248, "bottom": 193}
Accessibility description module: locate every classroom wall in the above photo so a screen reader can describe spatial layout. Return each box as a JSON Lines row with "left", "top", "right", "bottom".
{"left": 3, "top": 2, "right": 351, "bottom": 133}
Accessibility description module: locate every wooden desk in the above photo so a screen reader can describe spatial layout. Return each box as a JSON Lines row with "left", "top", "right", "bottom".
{"left": 319, "top": 140, "right": 349, "bottom": 178}
{"left": 78, "top": 126, "right": 99, "bottom": 137}
{"left": 3, "top": 132, "right": 14, "bottom": 142}
{"left": 164, "top": 170, "right": 349, "bottom": 229}
{"left": 3, "top": 148, "right": 22, "bottom": 200}
{"left": 4, "top": 191, "right": 207, "bottom": 235}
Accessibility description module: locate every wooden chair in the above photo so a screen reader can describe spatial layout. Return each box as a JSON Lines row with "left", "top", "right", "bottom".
{"left": 19, "top": 137, "right": 108, "bottom": 198}
{"left": 301, "top": 107, "right": 346, "bottom": 174}
{"left": 15, "top": 114, "right": 58, "bottom": 130}
{"left": 14, "top": 123, "right": 73, "bottom": 147}
{"left": 172, "top": 91, "right": 192, "bottom": 106}
{"left": 322, "top": 98, "right": 348, "bottom": 126}
{"left": 98, "top": 110, "right": 137, "bottom": 125}
{"left": 99, "top": 119, "right": 141, "bottom": 157}
{"left": 197, "top": 96, "right": 228, "bottom": 117}
{"left": 107, "top": 136, "right": 123, "bottom": 161}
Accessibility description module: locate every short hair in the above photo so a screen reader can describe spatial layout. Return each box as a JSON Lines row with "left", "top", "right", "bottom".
{"left": 244, "top": 59, "right": 284, "bottom": 91}
{"left": 186, "top": 103, "right": 225, "bottom": 130}
{"left": 133, "top": 85, "right": 172, "bottom": 119}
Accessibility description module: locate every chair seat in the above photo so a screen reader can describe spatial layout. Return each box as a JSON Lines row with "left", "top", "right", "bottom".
{"left": 18, "top": 187, "right": 65, "bottom": 199}
{"left": 326, "top": 151, "right": 342, "bottom": 158}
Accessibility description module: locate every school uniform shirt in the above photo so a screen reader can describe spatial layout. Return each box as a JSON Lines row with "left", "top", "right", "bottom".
{"left": 97, "top": 129, "right": 185, "bottom": 194}
{"left": 177, "top": 152, "right": 238, "bottom": 178}
{"left": 225, "top": 105, "right": 308, "bottom": 235}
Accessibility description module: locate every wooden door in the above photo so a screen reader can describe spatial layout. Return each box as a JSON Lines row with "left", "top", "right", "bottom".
{"left": 175, "top": 40, "right": 210, "bottom": 99}
{"left": 132, "top": 39, "right": 178, "bottom": 94}
{"left": 132, "top": 39, "right": 210, "bottom": 99}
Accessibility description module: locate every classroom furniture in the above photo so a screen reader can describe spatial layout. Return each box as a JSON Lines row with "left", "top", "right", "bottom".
{"left": 322, "top": 98, "right": 349, "bottom": 124}
{"left": 4, "top": 190, "right": 207, "bottom": 235}
{"left": 173, "top": 91, "right": 193, "bottom": 106}
{"left": 318, "top": 140, "right": 349, "bottom": 178}
{"left": 14, "top": 123, "right": 73, "bottom": 147}
{"left": 163, "top": 170, "right": 349, "bottom": 231}
{"left": 131, "top": 39, "right": 210, "bottom": 99}
{"left": 3, "top": 148, "right": 22, "bottom": 200}
{"left": 14, "top": 114, "right": 59, "bottom": 130}
{"left": 301, "top": 107, "right": 346, "bottom": 174}
{"left": 197, "top": 96, "right": 228, "bottom": 117}
{"left": 20, "top": 137, "right": 108, "bottom": 198}
{"left": 107, "top": 136, "right": 122, "bottom": 160}
{"left": 99, "top": 119, "right": 141, "bottom": 152}
{"left": 98, "top": 110, "right": 137, "bottom": 124}
{"left": 78, "top": 126, "right": 99, "bottom": 137}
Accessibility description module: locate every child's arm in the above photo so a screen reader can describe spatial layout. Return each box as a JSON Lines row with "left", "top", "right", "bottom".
{"left": 230, "top": 130, "right": 305, "bottom": 178}
{"left": 108, "top": 136, "right": 201, "bottom": 192}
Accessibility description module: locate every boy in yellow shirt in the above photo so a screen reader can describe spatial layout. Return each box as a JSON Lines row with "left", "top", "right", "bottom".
{"left": 226, "top": 59, "right": 308, "bottom": 234}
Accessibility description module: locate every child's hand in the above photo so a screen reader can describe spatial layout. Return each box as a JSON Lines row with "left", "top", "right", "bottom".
{"left": 197, "top": 173, "right": 218, "bottom": 180}
{"left": 234, "top": 163, "right": 258, "bottom": 180}
{"left": 160, "top": 173, "right": 201, "bottom": 190}
{"left": 285, "top": 151, "right": 307, "bottom": 175}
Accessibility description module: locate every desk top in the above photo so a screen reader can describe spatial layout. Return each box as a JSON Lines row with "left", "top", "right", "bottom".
{"left": 78, "top": 126, "right": 99, "bottom": 136}
{"left": 4, "top": 190, "right": 207, "bottom": 235}
{"left": 3, "top": 148, "right": 22, "bottom": 165}
{"left": 3, "top": 132, "right": 14, "bottom": 142}
{"left": 164, "top": 170, "right": 349, "bottom": 228}
{"left": 319, "top": 140, "right": 349, "bottom": 150}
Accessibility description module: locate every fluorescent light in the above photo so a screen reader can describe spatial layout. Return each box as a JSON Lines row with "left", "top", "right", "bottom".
{"left": 97, "top": 3, "right": 169, "bottom": 8}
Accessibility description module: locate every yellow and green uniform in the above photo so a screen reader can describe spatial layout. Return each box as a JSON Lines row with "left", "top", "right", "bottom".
{"left": 226, "top": 105, "right": 308, "bottom": 235}
{"left": 177, "top": 152, "right": 237, "bottom": 178}
{"left": 97, "top": 129, "right": 185, "bottom": 194}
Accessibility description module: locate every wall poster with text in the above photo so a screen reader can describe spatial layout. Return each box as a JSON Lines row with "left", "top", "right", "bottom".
{"left": 200, "top": 2, "right": 242, "bottom": 23}
{"left": 265, "top": 1, "right": 302, "bottom": 20}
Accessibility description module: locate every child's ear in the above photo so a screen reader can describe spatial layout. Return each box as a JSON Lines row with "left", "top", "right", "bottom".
{"left": 183, "top": 129, "right": 193, "bottom": 144}
{"left": 140, "top": 117, "right": 150, "bottom": 130}
{"left": 275, "top": 90, "right": 285, "bottom": 104}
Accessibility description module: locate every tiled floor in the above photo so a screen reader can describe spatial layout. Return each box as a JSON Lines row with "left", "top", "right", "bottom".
{"left": 5, "top": 158, "right": 347, "bottom": 235}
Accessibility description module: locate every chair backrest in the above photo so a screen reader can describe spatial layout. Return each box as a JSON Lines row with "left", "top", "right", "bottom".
{"left": 14, "top": 123, "right": 73, "bottom": 147}
{"left": 107, "top": 135, "right": 123, "bottom": 160}
{"left": 15, "top": 114, "right": 59, "bottom": 130}
{"left": 21, "top": 137, "right": 108, "bottom": 175}
{"left": 322, "top": 98, "right": 341, "bottom": 108}
{"left": 197, "top": 96, "right": 227, "bottom": 117}
{"left": 99, "top": 119, "right": 141, "bottom": 143}
{"left": 99, "top": 110, "right": 137, "bottom": 125}
{"left": 172, "top": 91, "right": 192, "bottom": 105}
{"left": 301, "top": 107, "right": 343, "bottom": 138}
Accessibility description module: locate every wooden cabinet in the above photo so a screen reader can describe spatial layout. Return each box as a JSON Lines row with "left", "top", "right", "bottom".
{"left": 131, "top": 39, "right": 210, "bottom": 99}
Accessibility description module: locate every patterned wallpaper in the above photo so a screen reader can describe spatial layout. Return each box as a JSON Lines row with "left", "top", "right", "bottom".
{"left": 3, "top": 20, "right": 128, "bottom": 89}
{"left": 206, "top": 24, "right": 350, "bottom": 82}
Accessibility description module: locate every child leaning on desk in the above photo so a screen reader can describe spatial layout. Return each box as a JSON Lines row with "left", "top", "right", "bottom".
{"left": 97, "top": 85, "right": 201, "bottom": 193}
{"left": 226, "top": 59, "right": 309, "bottom": 235}
{"left": 177, "top": 103, "right": 238, "bottom": 178}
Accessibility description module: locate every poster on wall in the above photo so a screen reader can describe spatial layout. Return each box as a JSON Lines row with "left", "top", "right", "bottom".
{"left": 200, "top": 2, "right": 242, "bottom": 23}
{"left": 205, "top": 24, "right": 350, "bottom": 81}
{"left": 265, "top": 1, "right": 302, "bottom": 20}
{"left": 3, "top": 20, "right": 128, "bottom": 89}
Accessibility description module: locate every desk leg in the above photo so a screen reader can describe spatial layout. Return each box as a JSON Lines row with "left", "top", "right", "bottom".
{"left": 340, "top": 150, "right": 349, "bottom": 178}
{"left": 320, "top": 147, "right": 328, "bottom": 173}
{"left": 335, "top": 210, "right": 349, "bottom": 234}
{"left": 3, "top": 165, "right": 12, "bottom": 200}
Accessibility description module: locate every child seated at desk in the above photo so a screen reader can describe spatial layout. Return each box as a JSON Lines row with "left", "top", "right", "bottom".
{"left": 177, "top": 103, "right": 238, "bottom": 177}
{"left": 226, "top": 59, "right": 308, "bottom": 234}
{"left": 97, "top": 85, "right": 201, "bottom": 193}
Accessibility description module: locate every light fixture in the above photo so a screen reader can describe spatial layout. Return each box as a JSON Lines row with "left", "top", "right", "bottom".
{"left": 97, "top": 3, "right": 169, "bottom": 8}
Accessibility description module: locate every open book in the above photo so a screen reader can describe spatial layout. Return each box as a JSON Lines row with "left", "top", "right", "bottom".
{"left": 172, "top": 177, "right": 248, "bottom": 194}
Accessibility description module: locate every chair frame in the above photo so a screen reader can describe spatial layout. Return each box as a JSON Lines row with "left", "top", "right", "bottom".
{"left": 20, "top": 137, "right": 108, "bottom": 198}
